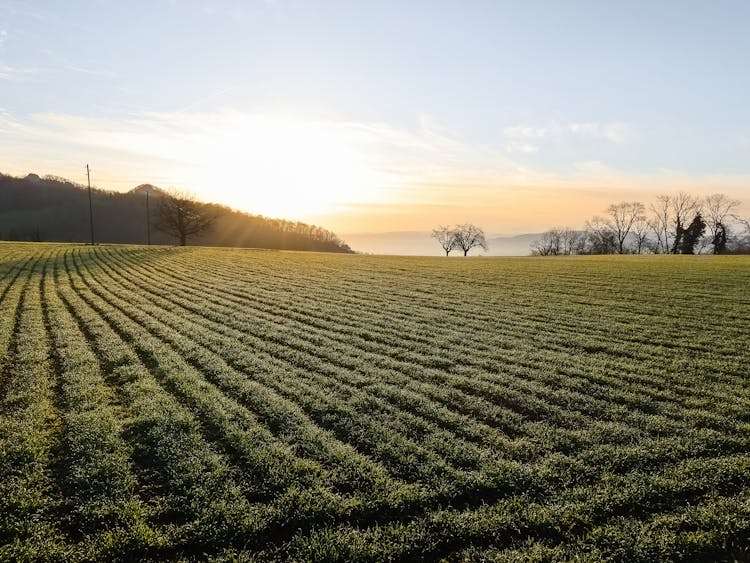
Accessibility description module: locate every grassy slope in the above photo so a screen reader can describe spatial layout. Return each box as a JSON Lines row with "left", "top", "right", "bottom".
{"left": 0, "top": 243, "right": 748, "bottom": 561}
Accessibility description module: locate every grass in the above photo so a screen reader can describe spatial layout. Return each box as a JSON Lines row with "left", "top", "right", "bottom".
{"left": 0, "top": 242, "right": 747, "bottom": 561}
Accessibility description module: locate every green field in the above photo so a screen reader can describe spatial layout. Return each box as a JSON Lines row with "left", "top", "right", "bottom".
{"left": 0, "top": 243, "right": 748, "bottom": 561}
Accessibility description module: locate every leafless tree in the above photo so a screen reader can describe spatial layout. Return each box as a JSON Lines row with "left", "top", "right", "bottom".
{"left": 703, "top": 193, "right": 740, "bottom": 254}
{"left": 531, "top": 227, "right": 580, "bottom": 256}
{"left": 452, "top": 223, "right": 488, "bottom": 256}
{"left": 648, "top": 192, "right": 701, "bottom": 254}
{"left": 431, "top": 225, "right": 457, "bottom": 256}
{"left": 584, "top": 216, "right": 617, "bottom": 254}
{"left": 649, "top": 194, "right": 672, "bottom": 254}
{"left": 733, "top": 215, "right": 750, "bottom": 252}
{"left": 669, "top": 191, "right": 701, "bottom": 254}
{"left": 154, "top": 190, "right": 217, "bottom": 246}
{"left": 531, "top": 228, "right": 561, "bottom": 256}
{"left": 735, "top": 215, "right": 750, "bottom": 235}
{"left": 631, "top": 215, "right": 651, "bottom": 254}
{"left": 605, "top": 201, "right": 645, "bottom": 254}
{"left": 559, "top": 227, "right": 581, "bottom": 255}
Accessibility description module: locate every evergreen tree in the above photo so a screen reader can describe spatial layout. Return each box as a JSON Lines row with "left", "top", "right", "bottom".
{"left": 677, "top": 213, "right": 706, "bottom": 254}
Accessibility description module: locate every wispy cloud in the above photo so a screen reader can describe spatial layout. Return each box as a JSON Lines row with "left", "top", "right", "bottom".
{"left": 0, "top": 29, "right": 8, "bottom": 48}
{"left": 504, "top": 121, "right": 632, "bottom": 152}
{"left": 0, "top": 62, "right": 111, "bottom": 81}
{"left": 0, "top": 48, "right": 114, "bottom": 81}
{"left": 506, "top": 142, "right": 539, "bottom": 154}
{"left": 38, "top": 49, "right": 116, "bottom": 78}
{"left": 0, "top": 63, "right": 43, "bottom": 80}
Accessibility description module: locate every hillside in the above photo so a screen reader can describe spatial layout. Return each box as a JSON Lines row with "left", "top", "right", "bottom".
{"left": 0, "top": 173, "right": 352, "bottom": 252}
{"left": 0, "top": 243, "right": 748, "bottom": 561}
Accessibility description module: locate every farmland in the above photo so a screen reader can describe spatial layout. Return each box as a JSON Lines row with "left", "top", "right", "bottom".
{"left": 0, "top": 243, "right": 748, "bottom": 561}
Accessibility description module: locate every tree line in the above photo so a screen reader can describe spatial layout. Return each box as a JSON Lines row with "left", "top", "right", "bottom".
{"left": 531, "top": 192, "right": 750, "bottom": 255}
{"left": 0, "top": 173, "right": 352, "bottom": 252}
{"left": 153, "top": 189, "right": 351, "bottom": 250}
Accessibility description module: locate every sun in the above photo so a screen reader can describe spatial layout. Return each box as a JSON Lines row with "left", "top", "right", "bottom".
{"left": 174, "top": 114, "right": 384, "bottom": 219}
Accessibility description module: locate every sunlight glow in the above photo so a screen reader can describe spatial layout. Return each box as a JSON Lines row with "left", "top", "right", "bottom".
{"left": 170, "top": 114, "right": 385, "bottom": 218}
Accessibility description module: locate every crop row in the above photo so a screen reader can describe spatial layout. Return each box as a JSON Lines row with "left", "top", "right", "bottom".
{"left": 0, "top": 243, "right": 746, "bottom": 560}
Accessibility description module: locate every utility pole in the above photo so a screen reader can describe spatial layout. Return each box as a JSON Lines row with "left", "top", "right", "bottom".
{"left": 86, "top": 164, "right": 95, "bottom": 245}
{"left": 146, "top": 190, "right": 151, "bottom": 245}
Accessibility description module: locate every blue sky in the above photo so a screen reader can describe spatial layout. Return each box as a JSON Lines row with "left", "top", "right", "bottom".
{"left": 1, "top": 0, "right": 749, "bottom": 232}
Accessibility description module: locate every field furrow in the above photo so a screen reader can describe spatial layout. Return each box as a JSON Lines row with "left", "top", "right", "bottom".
{"left": 0, "top": 254, "right": 67, "bottom": 561}
{"left": 0, "top": 243, "right": 747, "bottom": 561}
{"left": 126, "top": 247, "right": 749, "bottom": 425}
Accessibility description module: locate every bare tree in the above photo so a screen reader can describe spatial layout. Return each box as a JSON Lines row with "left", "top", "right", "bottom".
{"left": 452, "top": 224, "right": 488, "bottom": 256}
{"left": 736, "top": 215, "right": 750, "bottom": 231}
{"left": 605, "top": 201, "right": 645, "bottom": 254}
{"left": 431, "top": 225, "right": 457, "bottom": 256}
{"left": 703, "top": 193, "right": 740, "bottom": 254}
{"left": 531, "top": 228, "right": 561, "bottom": 256}
{"left": 669, "top": 191, "right": 701, "bottom": 254}
{"left": 154, "top": 190, "right": 217, "bottom": 246}
{"left": 631, "top": 215, "right": 651, "bottom": 254}
{"left": 649, "top": 194, "right": 672, "bottom": 254}
{"left": 733, "top": 215, "right": 750, "bottom": 253}
{"left": 560, "top": 227, "right": 581, "bottom": 255}
{"left": 530, "top": 227, "right": 580, "bottom": 256}
{"left": 584, "top": 216, "right": 617, "bottom": 254}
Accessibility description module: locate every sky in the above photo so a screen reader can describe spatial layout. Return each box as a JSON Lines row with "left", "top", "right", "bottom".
{"left": 1, "top": 0, "right": 749, "bottom": 235}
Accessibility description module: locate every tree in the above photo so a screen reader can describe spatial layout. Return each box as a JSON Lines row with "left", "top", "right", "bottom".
{"left": 669, "top": 191, "right": 701, "bottom": 254}
{"left": 703, "top": 193, "right": 740, "bottom": 254}
{"left": 730, "top": 215, "right": 750, "bottom": 253}
{"left": 649, "top": 194, "right": 673, "bottom": 254}
{"left": 583, "top": 216, "right": 617, "bottom": 254}
{"left": 711, "top": 222, "right": 728, "bottom": 254}
{"left": 676, "top": 213, "right": 706, "bottom": 254}
{"left": 531, "top": 227, "right": 580, "bottom": 256}
{"left": 560, "top": 227, "right": 581, "bottom": 255}
{"left": 605, "top": 201, "right": 645, "bottom": 254}
{"left": 431, "top": 225, "right": 457, "bottom": 256}
{"left": 452, "top": 224, "right": 488, "bottom": 256}
{"left": 632, "top": 215, "right": 650, "bottom": 254}
{"left": 531, "top": 228, "right": 561, "bottom": 256}
{"left": 154, "top": 191, "right": 217, "bottom": 246}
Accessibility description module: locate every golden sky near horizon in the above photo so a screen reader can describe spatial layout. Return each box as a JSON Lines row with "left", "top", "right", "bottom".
{"left": 2, "top": 110, "right": 749, "bottom": 235}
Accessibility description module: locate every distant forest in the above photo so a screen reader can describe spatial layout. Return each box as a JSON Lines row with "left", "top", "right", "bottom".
{"left": 0, "top": 173, "right": 352, "bottom": 253}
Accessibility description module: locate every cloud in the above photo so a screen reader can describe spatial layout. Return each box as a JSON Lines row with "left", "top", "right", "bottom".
{"left": 0, "top": 51, "right": 114, "bottom": 81}
{"left": 573, "top": 160, "right": 613, "bottom": 173}
{"left": 504, "top": 121, "right": 632, "bottom": 144}
{"left": 506, "top": 142, "right": 539, "bottom": 153}
{"left": 0, "top": 29, "right": 7, "bottom": 48}
{"left": 570, "top": 122, "right": 630, "bottom": 143}
{"left": 504, "top": 125, "right": 553, "bottom": 140}
{"left": 37, "top": 49, "right": 116, "bottom": 78}
{"left": 0, "top": 63, "right": 43, "bottom": 80}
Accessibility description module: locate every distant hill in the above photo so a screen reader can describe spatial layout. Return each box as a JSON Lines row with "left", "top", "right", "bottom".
{"left": 343, "top": 231, "right": 541, "bottom": 256}
{"left": 0, "top": 172, "right": 352, "bottom": 253}
{"left": 129, "top": 183, "right": 163, "bottom": 196}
